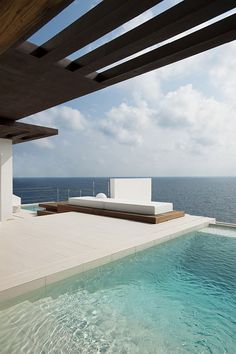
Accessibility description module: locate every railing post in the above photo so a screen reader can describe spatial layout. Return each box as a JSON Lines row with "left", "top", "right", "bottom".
{"left": 92, "top": 180, "right": 95, "bottom": 196}
{"left": 56, "top": 188, "right": 59, "bottom": 202}
{"left": 108, "top": 180, "right": 110, "bottom": 197}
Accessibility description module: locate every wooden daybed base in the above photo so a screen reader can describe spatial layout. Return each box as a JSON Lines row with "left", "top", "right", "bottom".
{"left": 38, "top": 201, "right": 185, "bottom": 224}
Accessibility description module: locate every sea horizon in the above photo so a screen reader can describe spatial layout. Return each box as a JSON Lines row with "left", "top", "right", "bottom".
{"left": 13, "top": 176, "right": 236, "bottom": 224}
{"left": 13, "top": 175, "right": 236, "bottom": 178}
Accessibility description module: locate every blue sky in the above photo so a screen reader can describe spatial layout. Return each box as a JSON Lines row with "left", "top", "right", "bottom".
{"left": 14, "top": 1, "right": 236, "bottom": 177}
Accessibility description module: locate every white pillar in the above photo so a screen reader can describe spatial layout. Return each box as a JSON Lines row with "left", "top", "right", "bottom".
{"left": 0, "top": 139, "right": 13, "bottom": 222}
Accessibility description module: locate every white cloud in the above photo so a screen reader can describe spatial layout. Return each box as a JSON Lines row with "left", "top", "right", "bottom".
{"left": 55, "top": 106, "right": 87, "bottom": 131}
{"left": 98, "top": 41, "right": 236, "bottom": 160}
{"left": 156, "top": 84, "right": 232, "bottom": 135}
{"left": 24, "top": 106, "right": 87, "bottom": 132}
{"left": 14, "top": 40, "right": 236, "bottom": 177}
{"left": 210, "top": 42, "right": 236, "bottom": 105}
{"left": 121, "top": 71, "right": 162, "bottom": 103}
{"left": 32, "top": 138, "right": 55, "bottom": 149}
{"left": 100, "top": 101, "right": 153, "bottom": 145}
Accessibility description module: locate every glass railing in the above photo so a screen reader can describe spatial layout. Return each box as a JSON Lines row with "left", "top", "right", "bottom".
{"left": 14, "top": 180, "right": 110, "bottom": 204}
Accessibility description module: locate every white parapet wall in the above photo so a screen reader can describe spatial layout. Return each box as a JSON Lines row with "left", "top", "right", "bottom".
{"left": 13, "top": 194, "right": 22, "bottom": 213}
{"left": 110, "top": 178, "right": 152, "bottom": 201}
{"left": 0, "top": 139, "right": 13, "bottom": 222}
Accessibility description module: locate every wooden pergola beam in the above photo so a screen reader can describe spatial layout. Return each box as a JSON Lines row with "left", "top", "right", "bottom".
{"left": 0, "top": 120, "right": 58, "bottom": 144}
{"left": 96, "top": 14, "right": 236, "bottom": 86}
{"left": 0, "top": 43, "right": 101, "bottom": 120}
{"left": 0, "top": 0, "right": 235, "bottom": 122}
{"left": 0, "top": 0, "right": 73, "bottom": 56}
{"left": 71, "top": 0, "right": 236, "bottom": 75}
{"left": 31, "top": 0, "right": 162, "bottom": 64}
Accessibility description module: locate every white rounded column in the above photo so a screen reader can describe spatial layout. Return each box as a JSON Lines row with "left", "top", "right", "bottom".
{"left": 0, "top": 138, "right": 13, "bottom": 222}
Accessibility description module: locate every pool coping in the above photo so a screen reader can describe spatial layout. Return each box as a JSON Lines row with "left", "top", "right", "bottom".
{"left": 0, "top": 214, "right": 215, "bottom": 303}
{"left": 213, "top": 221, "right": 236, "bottom": 229}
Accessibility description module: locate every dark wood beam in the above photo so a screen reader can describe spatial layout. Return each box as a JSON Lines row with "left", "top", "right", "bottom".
{"left": 0, "top": 0, "right": 73, "bottom": 56}
{"left": 6, "top": 132, "right": 32, "bottom": 140}
{"left": 30, "top": 0, "right": 162, "bottom": 65}
{"left": 0, "top": 120, "right": 58, "bottom": 144}
{"left": 71, "top": 0, "right": 236, "bottom": 75}
{"left": 0, "top": 44, "right": 101, "bottom": 120}
{"left": 0, "top": 0, "right": 235, "bottom": 123}
{"left": 1, "top": 12, "right": 235, "bottom": 121}
{"left": 96, "top": 14, "right": 236, "bottom": 86}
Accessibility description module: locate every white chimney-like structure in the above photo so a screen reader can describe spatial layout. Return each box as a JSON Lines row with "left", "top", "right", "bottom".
{"left": 0, "top": 138, "right": 13, "bottom": 222}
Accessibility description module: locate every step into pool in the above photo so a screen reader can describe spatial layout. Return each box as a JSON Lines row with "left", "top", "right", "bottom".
{"left": 0, "top": 228, "right": 235, "bottom": 353}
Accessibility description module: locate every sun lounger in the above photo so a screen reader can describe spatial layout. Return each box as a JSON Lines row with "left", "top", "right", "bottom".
{"left": 69, "top": 196, "right": 173, "bottom": 215}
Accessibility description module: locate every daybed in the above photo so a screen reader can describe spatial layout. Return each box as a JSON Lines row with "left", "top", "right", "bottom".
{"left": 68, "top": 196, "right": 173, "bottom": 215}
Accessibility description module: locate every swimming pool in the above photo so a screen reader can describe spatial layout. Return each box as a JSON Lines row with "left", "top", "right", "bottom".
{"left": 21, "top": 203, "right": 45, "bottom": 212}
{"left": 0, "top": 228, "right": 235, "bottom": 353}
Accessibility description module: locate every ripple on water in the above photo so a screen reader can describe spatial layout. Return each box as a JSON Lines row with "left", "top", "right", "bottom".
{"left": 0, "top": 231, "right": 235, "bottom": 353}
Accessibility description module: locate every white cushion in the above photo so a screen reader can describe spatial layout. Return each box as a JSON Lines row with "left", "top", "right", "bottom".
{"left": 104, "top": 199, "right": 172, "bottom": 215}
{"left": 69, "top": 197, "right": 173, "bottom": 215}
{"left": 151, "top": 202, "right": 173, "bottom": 215}
{"left": 96, "top": 193, "right": 107, "bottom": 199}
{"left": 69, "top": 196, "right": 105, "bottom": 209}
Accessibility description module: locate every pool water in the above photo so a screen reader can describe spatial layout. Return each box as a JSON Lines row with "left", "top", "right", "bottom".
{"left": 0, "top": 230, "right": 235, "bottom": 353}
{"left": 21, "top": 204, "right": 44, "bottom": 212}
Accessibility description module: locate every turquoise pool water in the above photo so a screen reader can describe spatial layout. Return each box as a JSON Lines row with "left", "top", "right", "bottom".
{"left": 21, "top": 204, "right": 44, "bottom": 212}
{"left": 0, "top": 230, "right": 235, "bottom": 353}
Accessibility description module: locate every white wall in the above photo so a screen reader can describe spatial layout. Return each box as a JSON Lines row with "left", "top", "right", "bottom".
{"left": 110, "top": 178, "right": 152, "bottom": 201}
{"left": 13, "top": 194, "right": 21, "bottom": 213}
{"left": 0, "top": 139, "right": 13, "bottom": 221}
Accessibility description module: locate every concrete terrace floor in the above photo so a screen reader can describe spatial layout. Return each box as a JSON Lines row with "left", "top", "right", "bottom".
{"left": 0, "top": 212, "right": 214, "bottom": 303}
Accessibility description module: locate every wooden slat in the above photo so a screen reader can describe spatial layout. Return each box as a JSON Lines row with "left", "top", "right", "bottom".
{"left": 1, "top": 13, "right": 235, "bottom": 121}
{"left": 0, "top": 1, "right": 235, "bottom": 122}
{"left": 0, "top": 125, "right": 26, "bottom": 137}
{"left": 71, "top": 0, "right": 236, "bottom": 75}
{"left": 1, "top": 11, "right": 235, "bottom": 120}
{"left": 15, "top": 133, "right": 51, "bottom": 144}
{"left": 38, "top": 202, "right": 58, "bottom": 212}
{"left": 96, "top": 14, "right": 236, "bottom": 86}
{"left": 0, "top": 44, "right": 101, "bottom": 120}
{"left": 37, "top": 210, "right": 56, "bottom": 216}
{"left": 7, "top": 132, "right": 32, "bottom": 140}
{"left": 0, "top": 0, "right": 73, "bottom": 56}
{"left": 31, "top": 0, "right": 162, "bottom": 64}
{"left": 0, "top": 120, "right": 58, "bottom": 144}
{"left": 38, "top": 202, "right": 185, "bottom": 224}
{"left": 154, "top": 211, "right": 185, "bottom": 224}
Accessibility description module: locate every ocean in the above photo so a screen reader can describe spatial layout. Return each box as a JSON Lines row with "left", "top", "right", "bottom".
{"left": 13, "top": 177, "right": 236, "bottom": 223}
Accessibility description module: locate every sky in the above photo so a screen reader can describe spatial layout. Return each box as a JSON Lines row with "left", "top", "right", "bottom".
{"left": 13, "top": 0, "right": 236, "bottom": 177}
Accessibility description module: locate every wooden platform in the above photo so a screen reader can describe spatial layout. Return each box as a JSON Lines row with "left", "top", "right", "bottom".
{"left": 38, "top": 202, "right": 185, "bottom": 224}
